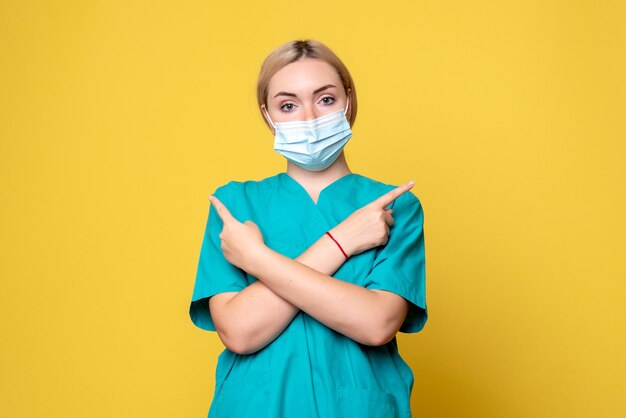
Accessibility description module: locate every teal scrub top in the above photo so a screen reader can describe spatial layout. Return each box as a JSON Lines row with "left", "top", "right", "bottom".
{"left": 190, "top": 172, "right": 428, "bottom": 418}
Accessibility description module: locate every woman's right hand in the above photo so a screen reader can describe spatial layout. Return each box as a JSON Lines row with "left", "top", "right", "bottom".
{"left": 329, "top": 180, "right": 415, "bottom": 257}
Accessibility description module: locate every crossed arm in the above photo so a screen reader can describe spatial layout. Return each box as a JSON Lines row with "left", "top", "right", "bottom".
{"left": 209, "top": 231, "right": 409, "bottom": 355}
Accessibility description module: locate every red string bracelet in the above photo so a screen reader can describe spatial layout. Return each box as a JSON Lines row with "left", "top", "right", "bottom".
{"left": 325, "top": 231, "right": 349, "bottom": 260}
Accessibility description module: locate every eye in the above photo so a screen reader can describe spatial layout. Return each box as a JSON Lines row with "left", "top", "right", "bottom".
{"left": 320, "top": 96, "right": 336, "bottom": 105}
{"left": 280, "top": 102, "right": 296, "bottom": 112}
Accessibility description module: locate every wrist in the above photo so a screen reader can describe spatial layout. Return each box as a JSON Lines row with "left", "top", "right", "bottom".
{"left": 327, "top": 228, "right": 352, "bottom": 259}
{"left": 245, "top": 244, "right": 273, "bottom": 277}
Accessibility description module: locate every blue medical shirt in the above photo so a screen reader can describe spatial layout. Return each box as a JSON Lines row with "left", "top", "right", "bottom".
{"left": 190, "top": 172, "right": 428, "bottom": 418}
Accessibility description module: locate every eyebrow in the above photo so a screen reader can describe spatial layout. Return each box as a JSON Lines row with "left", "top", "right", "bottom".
{"left": 273, "top": 84, "right": 337, "bottom": 99}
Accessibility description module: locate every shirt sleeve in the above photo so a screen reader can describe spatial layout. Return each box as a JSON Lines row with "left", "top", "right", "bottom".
{"left": 189, "top": 182, "right": 248, "bottom": 331}
{"left": 362, "top": 190, "right": 428, "bottom": 333}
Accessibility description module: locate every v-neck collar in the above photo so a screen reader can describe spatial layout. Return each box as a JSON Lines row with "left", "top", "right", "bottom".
{"left": 279, "top": 172, "right": 356, "bottom": 207}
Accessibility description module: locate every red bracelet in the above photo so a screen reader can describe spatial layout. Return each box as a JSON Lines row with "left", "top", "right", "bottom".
{"left": 325, "top": 231, "right": 349, "bottom": 260}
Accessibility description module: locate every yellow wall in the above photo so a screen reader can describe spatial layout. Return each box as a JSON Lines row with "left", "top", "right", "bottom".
{"left": 1, "top": 1, "right": 624, "bottom": 417}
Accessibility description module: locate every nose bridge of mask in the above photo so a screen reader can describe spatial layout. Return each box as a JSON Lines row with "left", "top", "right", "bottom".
{"left": 266, "top": 97, "right": 350, "bottom": 131}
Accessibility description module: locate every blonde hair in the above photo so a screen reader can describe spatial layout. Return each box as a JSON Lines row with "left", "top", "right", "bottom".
{"left": 257, "top": 39, "right": 358, "bottom": 129}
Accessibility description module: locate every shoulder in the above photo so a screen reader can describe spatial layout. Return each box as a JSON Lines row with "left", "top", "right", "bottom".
{"left": 212, "top": 173, "right": 280, "bottom": 204}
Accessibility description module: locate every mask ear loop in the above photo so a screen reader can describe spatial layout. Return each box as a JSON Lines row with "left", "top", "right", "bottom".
{"left": 263, "top": 106, "right": 276, "bottom": 130}
{"left": 343, "top": 96, "right": 350, "bottom": 116}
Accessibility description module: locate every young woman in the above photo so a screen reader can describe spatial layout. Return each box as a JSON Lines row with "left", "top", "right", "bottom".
{"left": 190, "top": 39, "right": 428, "bottom": 418}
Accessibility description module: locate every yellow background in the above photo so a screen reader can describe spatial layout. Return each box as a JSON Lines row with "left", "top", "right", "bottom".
{"left": 1, "top": 1, "right": 624, "bottom": 417}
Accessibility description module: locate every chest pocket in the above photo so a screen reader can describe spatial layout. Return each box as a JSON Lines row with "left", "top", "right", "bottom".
{"left": 335, "top": 385, "right": 398, "bottom": 417}
{"left": 212, "top": 370, "right": 272, "bottom": 418}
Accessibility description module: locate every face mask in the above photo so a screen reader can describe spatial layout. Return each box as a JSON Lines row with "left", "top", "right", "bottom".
{"left": 265, "top": 99, "right": 352, "bottom": 171}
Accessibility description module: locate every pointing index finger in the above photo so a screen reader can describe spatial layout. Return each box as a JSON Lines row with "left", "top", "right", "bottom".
{"left": 209, "top": 195, "right": 235, "bottom": 222}
{"left": 371, "top": 180, "right": 415, "bottom": 208}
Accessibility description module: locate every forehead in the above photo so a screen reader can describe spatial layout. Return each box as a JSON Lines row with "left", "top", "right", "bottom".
{"left": 267, "top": 58, "right": 342, "bottom": 97}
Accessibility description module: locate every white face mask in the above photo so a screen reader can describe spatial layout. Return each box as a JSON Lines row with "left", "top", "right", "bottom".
{"left": 265, "top": 99, "right": 352, "bottom": 171}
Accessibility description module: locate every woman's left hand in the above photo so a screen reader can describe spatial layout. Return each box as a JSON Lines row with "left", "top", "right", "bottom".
{"left": 209, "top": 195, "right": 267, "bottom": 271}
